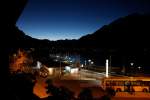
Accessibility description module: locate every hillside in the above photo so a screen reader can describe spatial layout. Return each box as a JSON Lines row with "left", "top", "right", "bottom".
{"left": 79, "top": 13, "right": 150, "bottom": 47}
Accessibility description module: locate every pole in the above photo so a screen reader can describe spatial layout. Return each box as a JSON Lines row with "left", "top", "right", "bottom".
{"left": 59, "top": 59, "right": 61, "bottom": 78}
{"left": 109, "top": 55, "right": 111, "bottom": 75}
{"left": 106, "top": 59, "right": 109, "bottom": 78}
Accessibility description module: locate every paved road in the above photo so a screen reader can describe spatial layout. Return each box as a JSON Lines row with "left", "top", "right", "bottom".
{"left": 33, "top": 69, "right": 150, "bottom": 100}
{"left": 112, "top": 97, "right": 150, "bottom": 100}
{"left": 33, "top": 69, "right": 106, "bottom": 98}
{"left": 115, "top": 92, "right": 150, "bottom": 98}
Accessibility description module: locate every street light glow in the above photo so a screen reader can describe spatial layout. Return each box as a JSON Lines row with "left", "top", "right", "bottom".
{"left": 138, "top": 66, "right": 141, "bottom": 70}
{"left": 91, "top": 61, "right": 94, "bottom": 65}
{"left": 130, "top": 62, "right": 134, "bottom": 66}
{"left": 88, "top": 59, "right": 91, "bottom": 62}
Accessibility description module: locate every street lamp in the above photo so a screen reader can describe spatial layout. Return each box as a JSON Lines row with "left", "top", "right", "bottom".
{"left": 91, "top": 61, "right": 94, "bottom": 65}
{"left": 130, "top": 62, "right": 134, "bottom": 75}
{"left": 87, "top": 59, "right": 92, "bottom": 70}
{"left": 130, "top": 62, "right": 134, "bottom": 66}
{"left": 84, "top": 60, "right": 87, "bottom": 69}
{"left": 88, "top": 59, "right": 91, "bottom": 62}
{"left": 55, "top": 55, "right": 62, "bottom": 78}
{"left": 59, "top": 60, "right": 61, "bottom": 78}
{"left": 138, "top": 66, "right": 141, "bottom": 70}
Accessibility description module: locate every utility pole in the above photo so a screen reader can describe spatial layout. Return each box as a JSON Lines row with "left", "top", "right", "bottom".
{"left": 109, "top": 55, "right": 111, "bottom": 75}
{"left": 59, "top": 60, "right": 61, "bottom": 77}
{"left": 106, "top": 59, "right": 109, "bottom": 78}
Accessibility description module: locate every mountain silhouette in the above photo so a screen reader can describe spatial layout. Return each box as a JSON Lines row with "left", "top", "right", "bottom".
{"left": 6, "top": 13, "right": 150, "bottom": 68}
{"left": 78, "top": 13, "right": 150, "bottom": 67}
{"left": 79, "top": 13, "right": 150, "bottom": 47}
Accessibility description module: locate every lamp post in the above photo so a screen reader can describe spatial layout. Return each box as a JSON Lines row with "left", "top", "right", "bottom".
{"left": 88, "top": 59, "right": 91, "bottom": 65}
{"left": 138, "top": 66, "right": 141, "bottom": 70}
{"left": 59, "top": 59, "right": 61, "bottom": 78}
{"left": 109, "top": 55, "right": 111, "bottom": 74}
{"left": 84, "top": 60, "right": 87, "bottom": 69}
{"left": 56, "top": 55, "right": 62, "bottom": 78}
{"left": 130, "top": 62, "right": 134, "bottom": 76}
{"left": 88, "top": 59, "right": 91, "bottom": 69}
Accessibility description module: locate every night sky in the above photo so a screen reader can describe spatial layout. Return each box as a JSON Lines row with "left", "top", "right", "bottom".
{"left": 17, "top": 0, "right": 150, "bottom": 40}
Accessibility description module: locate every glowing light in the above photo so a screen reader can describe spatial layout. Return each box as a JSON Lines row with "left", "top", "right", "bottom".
{"left": 130, "top": 62, "right": 134, "bottom": 66}
{"left": 138, "top": 66, "right": 141, "bottom": 70}
{"left": 56, "top": 55, "right": 60, "bottom": 58}
{"left": 70, "top": 68, "right": 78, "bottom": 74}
{"left": 88, "top": 59, "right": 91, "bottom": 62}
{"left": 106, "top": 59, "right": 109, "bottom": 78}
{"left": 65, "top": 66, "right": 71, "bottom": 72}
{"left": 91, "top": 61, "right": 94, "bottom": 65}
{"left": 55, "top": 59, "right": 58, "bottom": 62}
{"left": 81, "top": 64, "right": 84, "bottom": 68}
{"left": 37, "top": 61, "right": 41, "bottom": 69}
{"left": 48, "top": 68, "right": 54, "bottom": 75}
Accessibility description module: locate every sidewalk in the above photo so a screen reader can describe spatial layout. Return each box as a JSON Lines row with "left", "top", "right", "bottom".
{"left": 115, "top": 92, "right": 150, "bottom": 98}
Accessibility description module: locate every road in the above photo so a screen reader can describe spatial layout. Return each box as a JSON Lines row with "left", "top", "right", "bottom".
{"left": 112, "top": 92, "right": 150, "bottom": 100}
{"left": 33, "top": 69, "right": 150, "bottom": 100}
{"left": 33, "top": 69, "right": 106, "bottom": 98}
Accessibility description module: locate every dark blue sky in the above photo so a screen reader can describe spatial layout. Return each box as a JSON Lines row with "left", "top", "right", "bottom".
{"left": 17, "top": 0, "right": 150, "bottom": 40}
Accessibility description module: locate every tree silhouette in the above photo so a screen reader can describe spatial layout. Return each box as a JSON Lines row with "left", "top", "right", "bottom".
{"left": 78, "top": 88, "right": 93, "bottom": 100}
{"left": 45, "top": 79, "right": 75, "bottom": 100}
{"left": 9, "top": 73, "right": 40, "bottom": 100}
